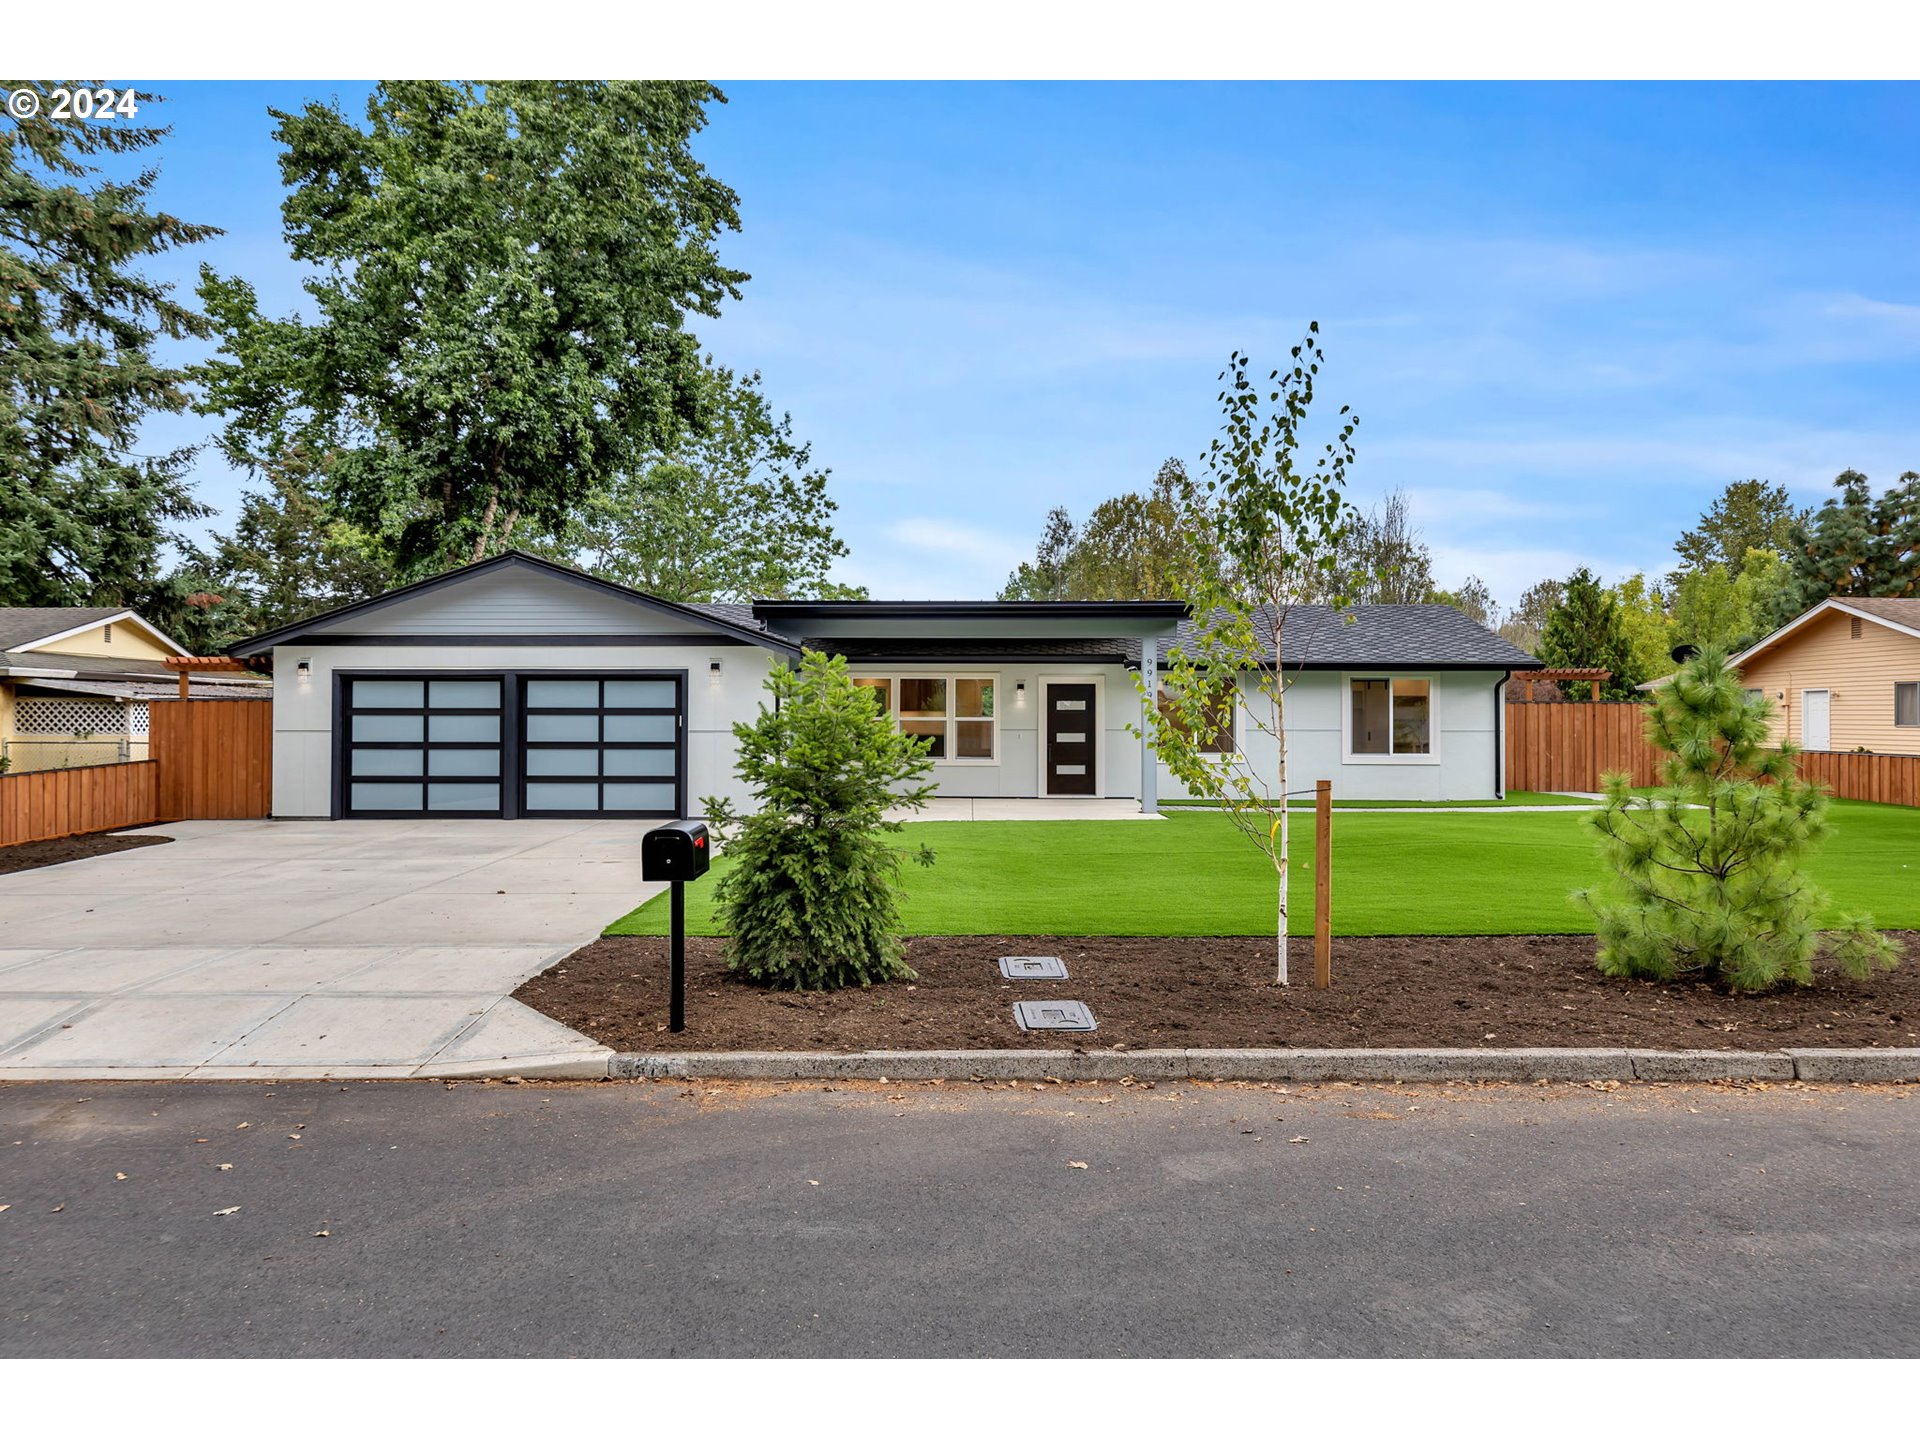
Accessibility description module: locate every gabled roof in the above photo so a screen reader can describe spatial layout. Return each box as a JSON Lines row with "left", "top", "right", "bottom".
{"left": 0, "top": 606, "right": 186, "bottom": 656}
{"left": 1148, "top": 603, "right": 1541, "bottom": 670}
{"left": 227, "top": 551, "right": 803, "bottom": 659}
{"left": 1731, "top": 596, "right": 1920, "bottom": 669}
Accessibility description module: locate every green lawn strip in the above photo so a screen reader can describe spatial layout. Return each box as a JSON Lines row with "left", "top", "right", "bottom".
{"left": 1160, "top": 789, "right": 1598, "bottom": 810}
{"left": 605, "top": 800, "right": 1920, "bottom": 939}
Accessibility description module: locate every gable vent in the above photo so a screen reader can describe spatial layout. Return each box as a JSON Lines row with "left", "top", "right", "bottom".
{"left": 1850, "top": 616, "right": 1863, "bottom": 639}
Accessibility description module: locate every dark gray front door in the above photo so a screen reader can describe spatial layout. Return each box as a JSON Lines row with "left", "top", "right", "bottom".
{"left": 1045, "top": 684, "right": 1096, "bottom": 796}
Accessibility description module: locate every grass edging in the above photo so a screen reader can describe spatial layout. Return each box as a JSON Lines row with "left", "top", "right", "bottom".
{"left": 603, "top": 1047, "right": 1920, "bottom": 1083}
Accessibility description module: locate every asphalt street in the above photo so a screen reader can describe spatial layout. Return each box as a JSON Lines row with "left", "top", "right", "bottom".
{"left": 2, "top": 1076, "right": 1915, "bottom": 1357}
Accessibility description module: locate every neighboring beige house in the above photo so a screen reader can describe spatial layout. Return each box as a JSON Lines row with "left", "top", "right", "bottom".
{"left": 1728, "top": 597, "right": 1920, "bottom": 755}
{"left": 0, "top": 607, "right": 269, "bottom": 773}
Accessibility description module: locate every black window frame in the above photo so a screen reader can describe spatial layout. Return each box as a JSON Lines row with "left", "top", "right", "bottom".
{"left": 330, "top": 667, "right": 687, "bottom": 820}
{"left": 518, "top": 672, "right": 685, "bottom": 819}
{"left": 338, "top": 671, "right": 508, "bottom": 819}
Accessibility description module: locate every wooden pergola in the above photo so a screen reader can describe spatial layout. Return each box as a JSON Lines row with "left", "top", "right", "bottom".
{"left": 163, "top": 654, "right": 263, "bottom": 698}
{"left": 1511, "top": 667, "right": 1612, "bottom": 702}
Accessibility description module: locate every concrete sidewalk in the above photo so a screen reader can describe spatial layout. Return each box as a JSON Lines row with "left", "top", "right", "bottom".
{"left": 0, "top": 819, "right": 656, "bottom": 1079}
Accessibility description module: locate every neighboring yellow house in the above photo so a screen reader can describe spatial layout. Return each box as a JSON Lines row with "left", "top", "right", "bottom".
{"left": 0, "top": 607, "right": 269, "bottom": 773}
{"left": 1729, "top": 597, "right": 1920, "bottom": 755}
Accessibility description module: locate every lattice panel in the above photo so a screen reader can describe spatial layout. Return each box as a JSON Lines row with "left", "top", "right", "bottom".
{"left": 13, "top": 697, "right": 132, "bottom": 736}
{"left": 128, "top": 701, "right": 150, "bottom": 737}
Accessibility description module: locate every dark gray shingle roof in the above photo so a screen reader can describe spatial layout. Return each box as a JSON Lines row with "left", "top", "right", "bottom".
{"left": 0, "top": 607, "right": 126, "bottom": 651}
{"left": 1141, "top": 603, "right": 1539, "bottom": 670}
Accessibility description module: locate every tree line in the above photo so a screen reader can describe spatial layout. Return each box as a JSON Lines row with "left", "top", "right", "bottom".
{"left": 1, "top": 80, "right": 861, "bottom": 651}
{"left": 1002, "top": 466, "right": 1920, "bottom": 699}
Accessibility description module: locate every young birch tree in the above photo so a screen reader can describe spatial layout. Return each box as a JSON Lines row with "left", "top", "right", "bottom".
{"left": 1138, "top": 328, "right": 1360, "bottom": 984}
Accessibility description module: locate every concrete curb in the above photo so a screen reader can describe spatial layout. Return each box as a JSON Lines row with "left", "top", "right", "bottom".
{"left": 605, "top": 1046, "right": 1920, "bottom": 1083}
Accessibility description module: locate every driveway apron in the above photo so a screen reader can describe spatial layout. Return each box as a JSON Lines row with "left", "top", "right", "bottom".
{"left": 0, "top": 819, "right": 662, "bottom": 1079}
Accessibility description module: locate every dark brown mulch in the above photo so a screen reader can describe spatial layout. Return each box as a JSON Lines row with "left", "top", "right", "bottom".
{"left": 514, "top": 931, "right": 1920, "bottom": 1053}
{"left": 0, "top": 831, "right": 172, "bottom": 875}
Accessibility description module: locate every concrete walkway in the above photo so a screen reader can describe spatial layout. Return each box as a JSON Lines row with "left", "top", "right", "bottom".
{"left": 889, "top": 797, "right": 1162, "bottom": 821}
{"left": 0, "top": 819, "right": 659, "bottom": 1080}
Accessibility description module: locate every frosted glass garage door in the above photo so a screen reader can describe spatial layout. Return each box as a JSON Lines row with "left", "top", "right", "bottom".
{"left": 519, "top": 675, "right": 681, "bottom": 817}
{"left": 343, "top": 676, "right": 504, "bottom": 817}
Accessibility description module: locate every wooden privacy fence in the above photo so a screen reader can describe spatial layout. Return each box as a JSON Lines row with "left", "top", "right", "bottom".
{"left": 149, "top": 699, "right": 273, "bottom": 821}
{"left": 1506, "top": 700, "right": 1920, "bottom": 805}
{"left": 1796, "top": 750, "right": 1920, "bottom": 808}
{"left": 0, "top": 761, "right": 161, "bottom": 847}
{"left": 1505, "top": 702, "right": 1662, "bottom": 793}
{"left": 0, "top": 698, "right": 272, "bottom": 846}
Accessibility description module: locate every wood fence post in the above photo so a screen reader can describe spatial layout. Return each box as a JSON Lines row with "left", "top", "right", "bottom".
{"left": 1313, "top": 779, "right": 1332, "bottom": 989}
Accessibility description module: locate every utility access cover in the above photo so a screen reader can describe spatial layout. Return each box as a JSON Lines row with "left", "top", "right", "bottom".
{"left": 999, "top": 956, "right": 1068, "bottom": 980}
{"left": 1014, "top": 1000, "right": 1097, "bottom": 1032}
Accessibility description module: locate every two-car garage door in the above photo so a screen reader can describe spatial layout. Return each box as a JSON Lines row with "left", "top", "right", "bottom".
{"left": 341, "top": 673, "right": 683, "bottom": 819}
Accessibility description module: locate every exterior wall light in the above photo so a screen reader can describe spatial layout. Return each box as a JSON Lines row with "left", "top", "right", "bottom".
{"left": 709, "top": 658, "right": 723, "bottom": 684}
{"left": 296, "top": 657, "right": 311, "bottom": 677}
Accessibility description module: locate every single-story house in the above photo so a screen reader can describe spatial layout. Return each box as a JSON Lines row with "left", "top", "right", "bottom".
{"left": 227, "top": 551, "right": 1541, "bottom": 820}
{"left": 0, "top": 607, "right": 269, "bottom": 772}
{"left": 1721, "top": 596, "right": 1920, "bottom": 755}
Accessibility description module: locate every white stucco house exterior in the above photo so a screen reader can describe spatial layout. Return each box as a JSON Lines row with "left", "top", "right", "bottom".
{"left": 228, "top": 551, "right": 1539, "bottom": 820}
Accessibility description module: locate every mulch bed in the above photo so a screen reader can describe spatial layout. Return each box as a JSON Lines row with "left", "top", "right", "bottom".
{"left": 515, "top": 931, "right": 1920, "bottom": 1053}
{"left": 0, "top": 831, "right": 172, "bottom": 875}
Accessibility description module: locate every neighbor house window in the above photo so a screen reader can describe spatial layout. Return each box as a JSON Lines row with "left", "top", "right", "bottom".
{"left": 1897, "top": 682, "right": 1920, "bottom": 728}
{"left": 854, "top": 675, "right": 997, "bottom": 761}
{"left": 1157, "top": 681, "right": 1235, "bottom": 753}
{"left": 1349, "top": 677, "right": 1432, "bottom": 757}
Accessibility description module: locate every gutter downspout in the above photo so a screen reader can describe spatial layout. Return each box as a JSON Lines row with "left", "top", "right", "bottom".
{"left": 1494, "top": 673, "right": 1508, "bottom": 800}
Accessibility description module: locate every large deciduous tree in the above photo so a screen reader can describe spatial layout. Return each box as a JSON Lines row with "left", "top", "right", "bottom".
{"left": 1, "top": 83, "right": 217, "bottom": 611}
{"left": 1138, "top": 329, "right": 1362, "bottom": 985}
{"left": 536, "top": 367, "right": 851, "bottom": 602}
{"left": 173, "top": 443, "right": 396, "bottom": 650}
{"left": 1498, "top": 578, "right": 1563, "bottom": 655}
{"left": 1671, "top": 546, "right": 1791, "bottom": 654}
{"left": 1766, "top": 469, "right": 1920, "bottom": 627}
{"left": 999, "top": 459, "right": 1203, "bottom": 601}
{"left": 196, "top": 81, "right": 748, "bottom": 575}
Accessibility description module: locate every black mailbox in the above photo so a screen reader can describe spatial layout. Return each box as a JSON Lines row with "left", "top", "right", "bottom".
{"left": 642, "top": 820, "right": 711, "bottom": 882}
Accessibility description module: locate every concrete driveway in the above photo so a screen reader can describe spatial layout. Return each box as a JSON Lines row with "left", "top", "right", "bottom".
{"left": 0, "top": 819, "right": 663, "bottom": 1080}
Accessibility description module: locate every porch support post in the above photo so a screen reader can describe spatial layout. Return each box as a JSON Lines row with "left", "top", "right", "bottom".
{"left": 1139, "top": 636, "right": 1159, "bottom": 815}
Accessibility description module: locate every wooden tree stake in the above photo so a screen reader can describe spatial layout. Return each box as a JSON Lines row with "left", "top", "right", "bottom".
{"left": 1313, "top": 779, "right": 1332, "bottom": 989}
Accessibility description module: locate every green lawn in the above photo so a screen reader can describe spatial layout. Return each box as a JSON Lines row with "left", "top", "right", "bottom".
{"left": 1163, "top": 789, "right": 1600, "bottom": 810}
{"left": 606, "top": 800, "right": 1920, "bottom": 938}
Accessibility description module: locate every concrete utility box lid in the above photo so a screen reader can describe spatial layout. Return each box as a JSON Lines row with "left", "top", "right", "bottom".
{"left": 999, "top": 956, "right": 1068, "bottom": 980}
{"left": 1013, "top": 1000, "right": 1097, "bottom": 1032}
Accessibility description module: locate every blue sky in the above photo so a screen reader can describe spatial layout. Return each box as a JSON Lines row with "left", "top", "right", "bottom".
{"left": 130, "top": 81, "right": 1920, "bottom": 605}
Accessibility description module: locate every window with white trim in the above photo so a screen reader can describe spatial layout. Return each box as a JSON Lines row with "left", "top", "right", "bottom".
{"left": 1349, "top": 677, "right": 1432, "bottom": 756}
{"left": 853, "top": 675, "right": 997, "bottom": 761}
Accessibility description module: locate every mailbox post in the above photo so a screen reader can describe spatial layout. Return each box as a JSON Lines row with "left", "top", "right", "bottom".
{"left": 641, "top": 820, "right": 712, "bottom": 1033}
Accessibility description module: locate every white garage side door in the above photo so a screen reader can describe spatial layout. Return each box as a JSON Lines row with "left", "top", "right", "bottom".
{"left": 1801, "top": 689, "right": 1831, "bottom": 752}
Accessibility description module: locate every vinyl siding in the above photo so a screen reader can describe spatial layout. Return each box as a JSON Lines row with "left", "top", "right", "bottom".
{"left": 1158, "top": 669, "right": 1507, "bottom": 801}
{"left": 305, "top": 565, "right": 707, "bottom": 637}
{"left": 1738, "top": 608, "right": 1920, "bottom": 755}
{"left": 27, "top": 620, "right": 177, "bottom": 661}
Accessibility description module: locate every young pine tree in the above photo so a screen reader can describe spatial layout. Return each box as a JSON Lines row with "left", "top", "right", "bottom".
{"left": 702, "top": 652, "right": 936, "bottom": 990}
{"left": 1577, "top": 650, "right": 1897, "bottom": 992}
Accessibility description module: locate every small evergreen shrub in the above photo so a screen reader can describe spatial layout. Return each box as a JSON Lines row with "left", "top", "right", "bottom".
{"left": 702, "top": 651, "right": 936, "bottom": 990}
{"left": 1577, "top": 649, "right": 1897, "bottom": 993}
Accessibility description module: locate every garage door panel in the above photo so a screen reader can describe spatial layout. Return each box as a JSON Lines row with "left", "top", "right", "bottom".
{"left": 518, "top": 674, "right": 682, "bottom": 819}
{"left": 343, "top": 676, "right": 505, "bottom": 819}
